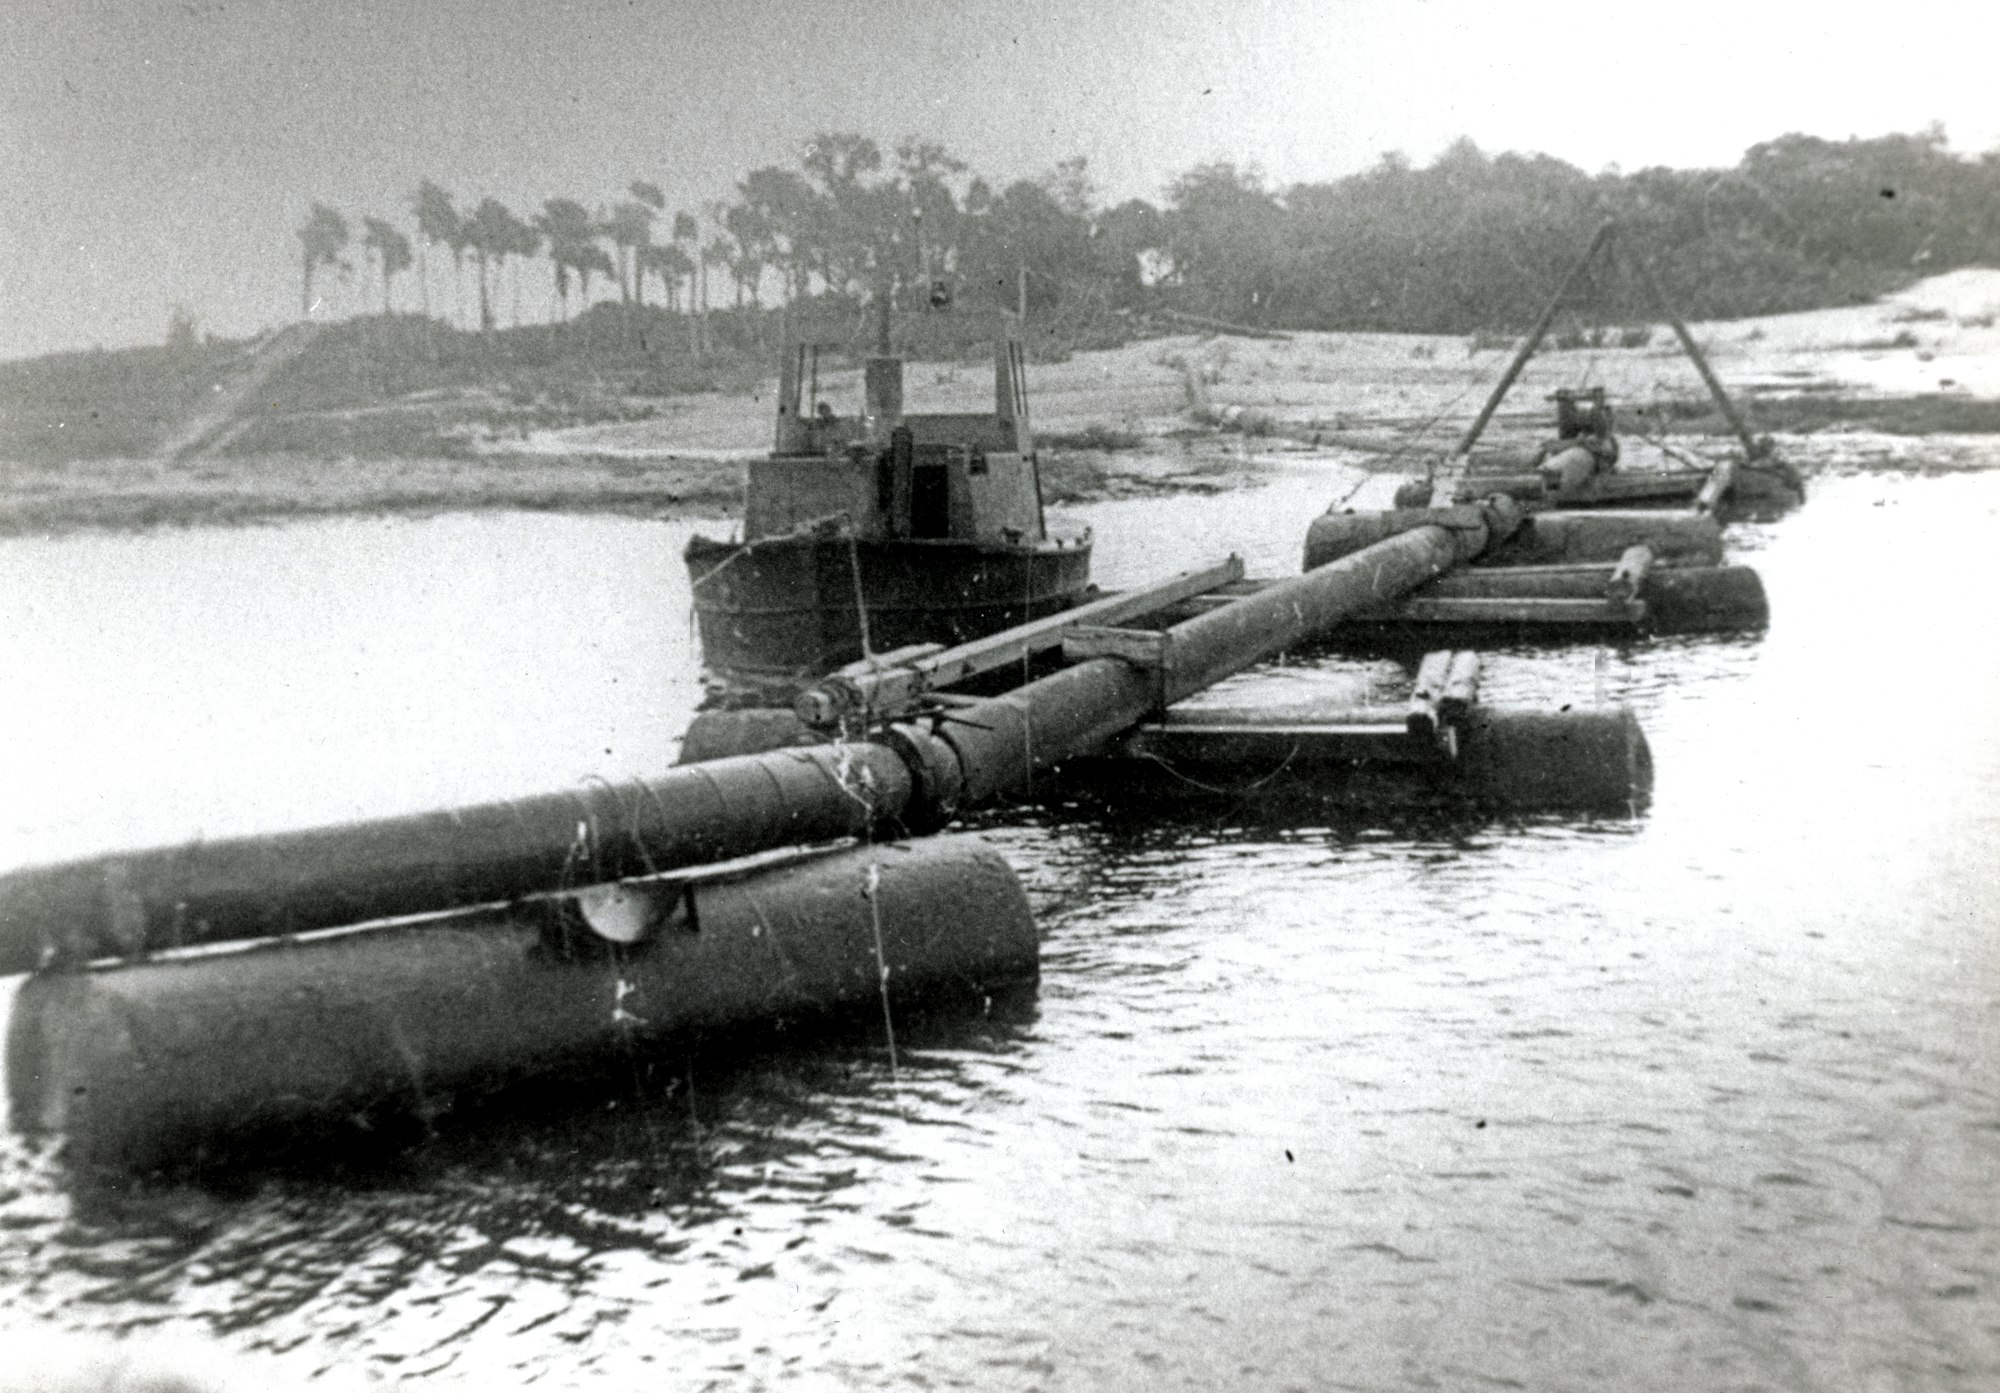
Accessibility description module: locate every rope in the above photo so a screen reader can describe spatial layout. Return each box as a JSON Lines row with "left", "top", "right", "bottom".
{"left": 688, "top": 511, "right": 858, "bottom": 593}
{"left": 1127, "top": 742, "right": 1302, "bottom": 799}
{"left": 846, "top": 531, "right": 875, "bottom": 660}
{"left": 579, "top": 774, "right": 661, "bottom": 877}
{"left": 827, "top": 723, "right": 902, "bottom": 1090}
{"left": 862, "top": 859, "right": 901, "bottom": 1087}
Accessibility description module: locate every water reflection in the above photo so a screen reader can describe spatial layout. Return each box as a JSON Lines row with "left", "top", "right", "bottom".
{"left": 2, "top": 998, "right": 1039, "bottom": 1377}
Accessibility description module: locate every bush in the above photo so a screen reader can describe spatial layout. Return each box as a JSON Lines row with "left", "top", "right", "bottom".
{"left": 1040, "top": 423, "right": 1143, "bottom": 451}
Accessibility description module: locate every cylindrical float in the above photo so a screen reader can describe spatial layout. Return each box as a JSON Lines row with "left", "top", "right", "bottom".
{"left": 678, "top": 707, "right": 818, "bottom": 764}
{"left": 1483, "top": 510, "right": 1725, "bottom": 566}
{"left": 1408, "top": 563, "right": 1767, "bottom": 632}
{"left": 7, "top": 837, "right": 1037, "bottom": 1175}
{"left": 1457, "top": 706, "right": 1653, "bottom": 811}
{"left": 1643, "top": 562, "right": 1769, "bottom": 631}
{"left": 1085, "top": 704, "right": 1649, "bottom": 815}
{"left": 1304, "top": 507, "right": 1723, "bottom": 572}
{"left": 1540, "top": 444, "right": 1598, "bottom": 495}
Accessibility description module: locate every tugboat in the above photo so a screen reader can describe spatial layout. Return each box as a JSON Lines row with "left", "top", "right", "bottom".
{"left": 685, "top": 312, "right": 1093, "bottom": 699}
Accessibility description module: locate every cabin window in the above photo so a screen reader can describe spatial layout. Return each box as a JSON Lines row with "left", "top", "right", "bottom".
{"left": 968, "top": 449, "right": 988, "bottom": 477}
{"left": 911, "top": 463, "right": 951, "bottom": 538}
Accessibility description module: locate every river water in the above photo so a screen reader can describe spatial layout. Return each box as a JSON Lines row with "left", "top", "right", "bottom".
{"left": 1, "top": 446, "right": 1997, "bottom": 1392}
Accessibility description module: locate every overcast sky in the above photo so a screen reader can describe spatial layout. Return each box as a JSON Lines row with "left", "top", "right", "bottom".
{"left": 2, "top": 0, "right": 1993, "bottom": 361}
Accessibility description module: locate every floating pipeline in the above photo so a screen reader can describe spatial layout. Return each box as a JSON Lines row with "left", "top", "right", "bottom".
{"left": 0, "top": 514, "right": 1517, "bottom": 976}
{"left": 1304, "top": 505, "right": 1725, "bottom": 572}
{"left": 685, "top": 701, "right": 1652, "bottom": 818}
{"left": 0, "top": 743, "right": 916, "bottom": 977}
{"left": 7, "top": 836, "right": 1037, "bottom": 1175}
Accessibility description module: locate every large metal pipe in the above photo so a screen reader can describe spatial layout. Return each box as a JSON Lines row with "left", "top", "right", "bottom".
{"left": 2, "top": 516, "right": 1513, "bottom": 974}
{"left": 0, "top": 745, "right": 913, "bottom": 976}
{"left": 8, "top": 837, "right": 1037, "bottom": 1174}
{"left": 931, "top": 503, "right": 1514, "bottom": 804}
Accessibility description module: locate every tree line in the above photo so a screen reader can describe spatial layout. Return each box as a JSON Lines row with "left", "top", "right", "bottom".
{"left": 297, "top": 125, "right": 2000, "bottom": 346}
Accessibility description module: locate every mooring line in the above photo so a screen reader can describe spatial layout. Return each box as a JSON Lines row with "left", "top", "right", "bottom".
{"left": 862, "top": 858, "right": 902, "bottom": 1088}
{"left": 1133, "top": 742, "right": 1302, "bottom": 798}
{"left": 846, "top": 532, "right": 875, "bottom": 661}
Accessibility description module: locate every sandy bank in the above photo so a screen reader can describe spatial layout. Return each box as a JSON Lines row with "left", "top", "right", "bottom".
{"left": 3, "top": 270, "right": 1995, "bottom": 537}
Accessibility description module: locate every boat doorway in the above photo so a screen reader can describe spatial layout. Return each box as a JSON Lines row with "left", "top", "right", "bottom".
{"left": 911, "top": 462, "right": 951, "bottom": 538}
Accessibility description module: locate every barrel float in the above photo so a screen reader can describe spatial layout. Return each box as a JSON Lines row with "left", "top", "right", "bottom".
{"left": 1643, "top": 563, "right": 1768, "bottom": 631}
{"left": 1304, "top": 507, "right": 1723, "bottom": 572}
{"left": 678, "top": 707, "right": 818, "bottom": 763}
{"left": 1482, "top": 510, "right": 1725, "bottom": 567}
{"left": 7, "top": 836, "right": 1037, "bottom": 1175}
{"left": 1084, "top": 702, "right": 1650, "bottom": 816}
{"left": 1384, "top": 561, "right": 1767, "bottom": 633}
{"left": 1457, "top": 706, "right": 1653, "bottom": 812}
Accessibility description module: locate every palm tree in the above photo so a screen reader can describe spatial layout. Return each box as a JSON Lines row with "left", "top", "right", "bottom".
{"left": 702, "top": 235, "right": 732, "bottom": 351}
{"left": 723, "top": 202, "right": 771, "bottom": 309}
{"left": 629, "top": 181, "right": 665, "bottom": 308}
{"left": 412, "top": 182, "right": 459, "bottom": 322}
{"left": 603, "top": 201, "right": 654, "bottom": 308}
{"left": 503, "top": 208, "right": 541, "bottom": 327}
{"left": 736, "top": 165, "right": 821, "bottom": 303}
{"left": 671, "top": 211, "right": 700, "bottom": 351}
{"left": 645, "top": 242, "right": 694, "bottom": 313}
{"left": 298, "top": 203, "right": 348, "bottom": 317}
{"left": 576, "top": 243, "right": 615, "bottom": 309}
{"left": 536, "top": 198, "right": 594, "bottom": 322}
{"left": 362, "top": 217, "right": 414, "bottom": 314}
{"left": 465, "top": 197, "right": 517, "bottom": 332}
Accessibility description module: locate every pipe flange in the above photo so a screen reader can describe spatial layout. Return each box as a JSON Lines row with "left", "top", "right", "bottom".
{"left": 877, "top": 723, "right": 963, "bottom": 833}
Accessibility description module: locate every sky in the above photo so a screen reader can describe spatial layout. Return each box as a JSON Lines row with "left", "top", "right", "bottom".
{"left": 2, "top": 0, "right": 1995, "bottom": 361}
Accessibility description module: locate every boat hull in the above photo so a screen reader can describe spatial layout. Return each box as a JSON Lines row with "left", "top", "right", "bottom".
{"left": 685, "top": 533, "right": 1094, "bottom": 692}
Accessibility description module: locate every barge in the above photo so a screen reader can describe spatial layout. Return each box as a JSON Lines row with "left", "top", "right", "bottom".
{"left": 686, "top": 320, "right": 1093, "bottom": 700}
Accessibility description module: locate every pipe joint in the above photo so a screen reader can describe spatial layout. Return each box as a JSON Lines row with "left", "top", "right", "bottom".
{"left": 875, "top": 724, "right": 963, "bottom": 833}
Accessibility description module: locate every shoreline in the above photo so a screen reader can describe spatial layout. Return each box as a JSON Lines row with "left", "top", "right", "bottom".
{"left": 9, "top": 268, "right": 2000, "bottom": 539}
{"left": 4, "top": 426, "right": 1998, "bottom": 540}
{"left": 0, "top": 434, "right": 1324, "bottom": 540}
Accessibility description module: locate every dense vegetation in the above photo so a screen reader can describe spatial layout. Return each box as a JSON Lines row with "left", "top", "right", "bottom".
{"left": 6, "top": 125, "right": 1998, "bottom": 463}
{"left": 292, "top": 125, "right": 2000, "bottom": 339}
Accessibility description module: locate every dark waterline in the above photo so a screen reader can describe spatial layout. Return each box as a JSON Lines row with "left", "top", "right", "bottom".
{"left": 2, "top": 456, "right": 1997, "bottom": 1391}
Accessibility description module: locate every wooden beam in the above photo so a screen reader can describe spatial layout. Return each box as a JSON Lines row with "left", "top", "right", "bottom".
{"left": 1606, "top": 545, "right": 1654, "bottom": 610}
{"left": 1373, "top": 596, "right": 1649, "bottom": 626}
{"left": 1452, "top": 221, "right": 1616, "bottom": 458}
{"left": 799, "top": 556, "right": 1245, "bottom": 727}
{"left": 1121, "top": 721, "right": 1444, "bottom": 768}
{"left": 1408, "top": 650, "right": 1453, "bottom": 738}
{"left": 1694, "top": 456, "right": 1738, "bottom": 515}
{"left": 1440, "top": 652, "right": 1482, "bottom": 721}
{"left": 1061, "top": 626, "right": 1171, "bottom": 668}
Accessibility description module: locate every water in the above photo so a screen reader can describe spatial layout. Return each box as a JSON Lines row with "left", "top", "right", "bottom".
{"left": 2, "top": 452, "right": 1998, "bottom": 1391}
